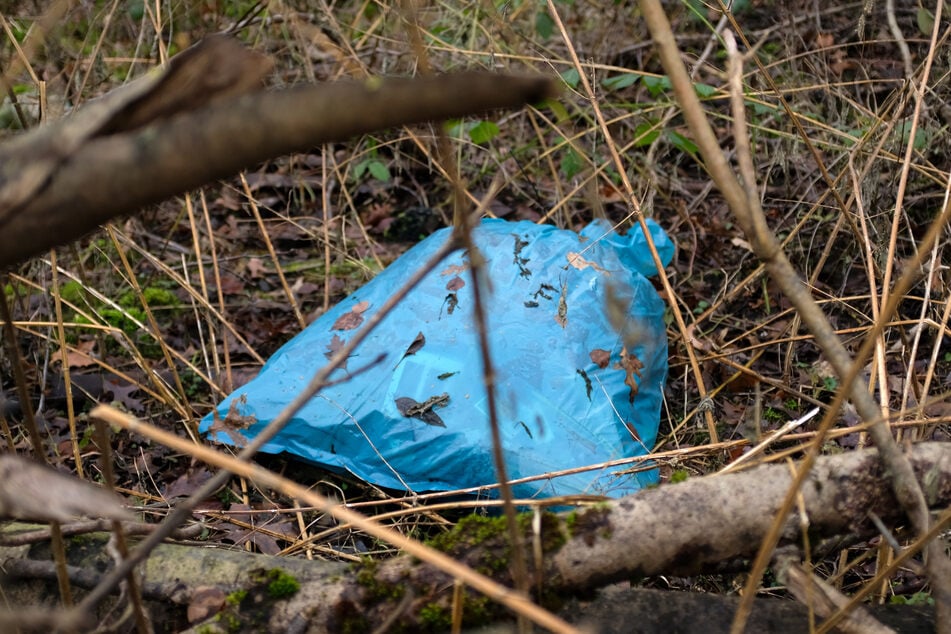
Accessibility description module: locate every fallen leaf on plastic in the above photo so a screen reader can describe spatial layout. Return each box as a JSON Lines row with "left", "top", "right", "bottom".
{"left": 401, "top": 331, "right": 426, "bottom": 359}
{"left": 616, "top": 347, "right": 644, "bottom": 404}
{"left": 590, "top": 348, "right": 611, "bottom": 368}
{"left": 395, "top": 393, "right": 449, "bottom": 427}
{"left": 332, "top": 301, "right": 371, "bottom": 330}
{"left": 441, "top": 263, "right": 469, "bottom": 276}
{"left": 206, "top": 396, "right": 254, "bottom": 447}
{"left": 555, "top": 281, "right": 568, "bottom": 328}
{"left": 444, "top": 293, "right": 459, "bottom": 315}
{"left": 566, "top": 252, "right": 606, "bottom": 273}
{"left": 324, "top": 334, "right": 349, "bottom": 371}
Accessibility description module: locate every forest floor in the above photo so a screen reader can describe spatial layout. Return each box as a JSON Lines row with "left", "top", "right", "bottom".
{"left": 2, "top": 0, "right": 950, "bottom": 629}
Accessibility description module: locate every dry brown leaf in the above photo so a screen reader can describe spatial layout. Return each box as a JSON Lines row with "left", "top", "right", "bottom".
{"left": 590, "top": 348, "right": 611, "bottom": 369}
{"left": 615, "top": 347, "right": 644, "bottom": 404}
{"left": 566, "top": 252, "right": 607, "bottom": 273}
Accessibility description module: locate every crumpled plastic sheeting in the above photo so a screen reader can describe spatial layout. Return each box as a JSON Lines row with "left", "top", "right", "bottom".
{"left": 200, "top": 218, "right": 674, "bottom": 499}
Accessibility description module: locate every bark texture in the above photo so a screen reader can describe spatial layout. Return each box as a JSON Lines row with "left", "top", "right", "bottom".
{"left": 0, "top": 35, "right": 555, "bottom": 268}
{"left": 1, "top": 443, "right": 948, "bottom": 632}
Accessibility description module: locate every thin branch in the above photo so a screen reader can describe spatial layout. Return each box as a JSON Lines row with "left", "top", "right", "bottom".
{"left": 634, "top": 2, "right": 951, "bottom": 632}
{"left": 74, "top": 237, "right": 460, "bottom": 615}
{"left": 91, "top": 405, "right": 580, "bottom": 633}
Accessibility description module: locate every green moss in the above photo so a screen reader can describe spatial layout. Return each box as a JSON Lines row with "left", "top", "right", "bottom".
{"left": 459, "top": 592, "right": 495, "bottom": 625}
{"left": 425, "top": 514, "right": 507, "bottom": 552}
{"left": 425, "top": 512, "right": 567, "bottom": 578}
{"left": 354, "top": 558, "right": 404, "bottom": 601}
{"left": 564, "top": 510, "right": 578, "bottom": 537}
{"left": 118, "top": 286, "right": 180, "bottom": 309}
{"left": 215, "top": 610, "right": 243, "bottom": 632}
{"left": 59, "top": 280, "right": 86, "bottom": 304}
{"left": 225, "top": 589, "right": 247, "bottom": 606}
{"left": 764, "top": 407, "right": 784, "bottom": 422}
{"left": 340, "top": 614, "right": 370, "bottom": 634}
{"left": 571, "top": 506, "right": 614, "bottom": 546}
{"left": 419, "top": 603, "right": 451, "bottom": 629}
{"left": 670, "top": 469, "right": 689, "bottom": 484}
{"left": 890, "top": 591, "right": 934, "bottom": 606}
{"left": 247, "top": 567, "right": 300, "bottom": 600}
{"left": 427, "top": 515, "right": 510, "bottom": 574}
{"left": 428, "top": 512, "right": 567, "bottom": 556}
{"left": 539, "top": 513, "right": 567, "bottom": 552}
{"left": 264, "top": 568, "right": 300, "bottom": 599}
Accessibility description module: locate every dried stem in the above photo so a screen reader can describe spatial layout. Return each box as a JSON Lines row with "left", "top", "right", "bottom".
{"left": 635, "top": 1, "right": 951, "bottom": 631}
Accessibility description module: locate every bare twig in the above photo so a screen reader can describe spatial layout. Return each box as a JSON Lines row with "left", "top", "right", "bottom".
{"left": 73, "top": 237, "right": 460, "bottom": 617}
{"left": 0, "top": 51, "right": 556, "bottom": 266}
{"left": 545, "top": 0, "right": 719, "bottom": 442}
{"left": 91, "top": 405, "right": 580, "bottom": 633}
{"left": 634, "top": 2, "right": 951, "bottom": 632}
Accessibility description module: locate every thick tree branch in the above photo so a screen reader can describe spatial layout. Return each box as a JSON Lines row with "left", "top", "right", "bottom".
{"left": 2, "top": 443, "right": 949, "bottom": 632}
{"left": 0, "top": 36, "right": 555, "bottom": 268}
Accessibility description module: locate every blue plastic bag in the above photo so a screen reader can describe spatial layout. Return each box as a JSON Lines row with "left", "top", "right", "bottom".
{"left": 201, "top": 218, "right": 673, "bottom": 499}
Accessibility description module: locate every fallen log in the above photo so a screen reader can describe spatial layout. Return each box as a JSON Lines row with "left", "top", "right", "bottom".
{"left": 1, "top": 443, "right": 948, "bottom": 632}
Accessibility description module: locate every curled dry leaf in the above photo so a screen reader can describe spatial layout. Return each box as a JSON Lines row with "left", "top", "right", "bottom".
{"left": 402, "top": 331, "right": 426, "bottom": 357}
{"left": 395, "top": 393, "right": 449, "bottom": 427}
{"left": 616, "top": 347, "right": 645, "bottom": 404}
{"left": 590, "top": 348, "right": 611, "bottom": 369}
{"left": 566, "top": 251, "right": 607, "bottom": 273}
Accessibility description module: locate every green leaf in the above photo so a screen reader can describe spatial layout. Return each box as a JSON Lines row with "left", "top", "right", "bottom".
{"left": 665, "top": 130, "right": 698, "bottom": 154}
{"left": 632, "top": 122, "right": 660, "bottom": 147}
{"left": 444, "top": 119, "right": 465, "bottom": 139}
{"left": 897, "top": 123, "right": 930, "bottom": 150}
{"left": 368, "top": 160, "right": 391, "bottom": 182}
{"left": 917, "top": 7, "right": 935, "bottom": 35}
{"left": 693, "top": 82, "right": 717, "bottom": 98}
{"left": 559, "top": 146, "right": 584, "bottom": 179}
{"left": 560, "top": 68, "right": 580, "bottom": 89}
{"left": 602, "top": 73, "right": 640, "bottom": 91}
{"left": 641, "top": 74, "right": 671, "bottom": 97}
{"left": 127, "top": 0, "right": 145, "bottom": 20}
{"left": 547, "top": 99, "right": 571, "bottom": 123}
{"left": 7, "top": 19, "right": 29, "bottom": 42}
{"left": 750, "top": 100, "right": 778, "bottom": 116}
{"left": 839, "top": 127, "right": 866, "bottom": 147}
{"left": 468, "top": 120, "right": 500, "bottom": 144}
{"left": 535, "top": 11, "right": 555, "bottom": 39}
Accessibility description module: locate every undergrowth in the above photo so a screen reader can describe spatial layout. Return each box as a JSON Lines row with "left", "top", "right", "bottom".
{"left": 1, "top": 0, "right": 949, "bottom": 626}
